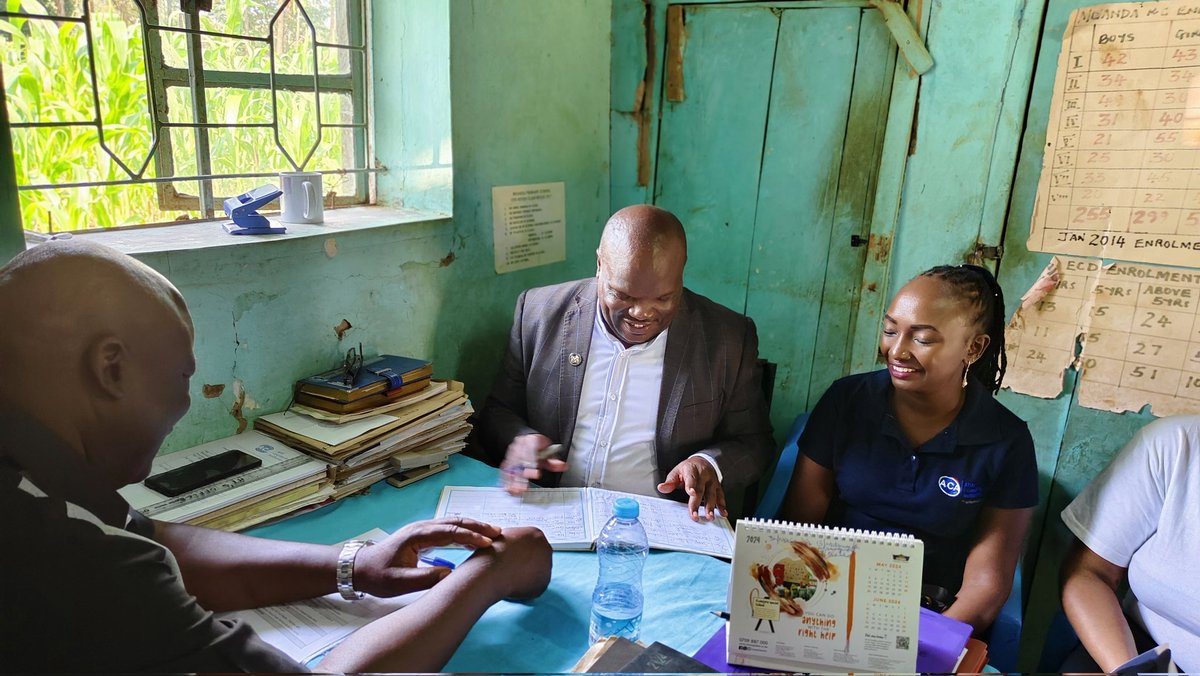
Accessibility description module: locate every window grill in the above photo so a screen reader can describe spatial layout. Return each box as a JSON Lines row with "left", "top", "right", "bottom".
{"left": 1, "top": 0, "right": 374, "bottom": 232}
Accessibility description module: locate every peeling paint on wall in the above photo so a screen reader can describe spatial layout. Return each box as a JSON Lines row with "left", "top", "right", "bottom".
{"left": 665, "top": 5, "right": 686, "bottom": 102}
{"left": 230, "top": 380, "right": 250, "bottom": 434}
{"left": 231, "top": 381, "right": 262, "bottom": 434}
{"left": 870, "top": 233, "right": 892, "bottom": 263}
{"left": 637, "top": 0, "right": 656, "bottom": 186}
{"left": 439, "top": 251, "right": 456, "bottom": 267}
{"left": 202, "top": 383, "right": 225, "bottom": 398}
{"left": 334, "top": 319, "right": 353, "bottom": 340}
{"left": 324, "top": 238, "right": 339, "bottom": 258}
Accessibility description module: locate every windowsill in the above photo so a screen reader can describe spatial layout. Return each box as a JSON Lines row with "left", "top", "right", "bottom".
{"left": 31, "top": 205, "right": 452, "bottom": 256}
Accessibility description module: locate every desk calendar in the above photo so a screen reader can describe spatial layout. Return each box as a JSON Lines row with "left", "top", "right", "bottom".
{"left": 726, "top": 519, "right": 923, "bottom": 673}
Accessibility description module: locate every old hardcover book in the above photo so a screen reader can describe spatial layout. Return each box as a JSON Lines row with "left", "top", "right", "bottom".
{"left": 294, "top": 377, "right": 431, "bottom": 414}
{"left": 296, "top": 354, "right": 433, "bottom": 403}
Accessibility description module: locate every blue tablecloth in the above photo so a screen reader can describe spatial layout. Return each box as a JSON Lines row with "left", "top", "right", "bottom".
{"left": 246, "top": 455, "right": 730, "bottom": 672}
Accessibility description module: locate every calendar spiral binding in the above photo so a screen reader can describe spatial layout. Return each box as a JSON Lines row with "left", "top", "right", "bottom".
{"left": 738, "top": 517, "right": 921, "bottom": 548}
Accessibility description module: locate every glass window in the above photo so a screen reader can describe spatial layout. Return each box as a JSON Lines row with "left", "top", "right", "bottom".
{"left": 1, "top": 0, "right": 371, "bottom": 233}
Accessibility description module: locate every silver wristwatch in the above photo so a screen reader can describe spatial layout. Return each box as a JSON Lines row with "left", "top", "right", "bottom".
{"left": 336, "top": 539, "right": 374, "bottom": 600}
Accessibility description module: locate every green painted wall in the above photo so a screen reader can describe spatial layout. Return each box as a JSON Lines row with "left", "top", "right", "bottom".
{"left": 125, "top": 0, "right": 610, "bottom": 453}
{"left": 607, "top": 0, "right": 1189, "bottom": 669}
{"left": 2, "top": 0, "right": 1190, "bottom": 666}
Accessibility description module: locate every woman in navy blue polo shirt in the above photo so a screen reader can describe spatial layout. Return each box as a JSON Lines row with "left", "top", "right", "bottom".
{"left": 782, "top": 264, "right": 1038, "bottom": 635}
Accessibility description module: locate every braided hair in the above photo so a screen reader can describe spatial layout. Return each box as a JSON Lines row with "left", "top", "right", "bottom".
{"left": 919, "top": 264, "right": 1008, "bottom": 395}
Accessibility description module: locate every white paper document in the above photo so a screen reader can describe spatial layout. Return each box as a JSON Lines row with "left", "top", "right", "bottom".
{"left": 433, "top": 486, "right": 735, "bottom": 558}
{"left": 217, "top": 529, "right": 416, "bottom": 664}
{"left": 258, "top": 410, "right": 399, "bottom": 447}
{"left": 492, "top": 182, "right": 566, "bottom": 274}
{"left": 119, "top": 430, "right": 328, "bottom": 521}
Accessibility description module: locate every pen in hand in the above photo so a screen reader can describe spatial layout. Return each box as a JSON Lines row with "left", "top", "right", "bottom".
{"left": 505, "top": 443, "right": 564, "bottom": 474}
{"left": 419, "top": 554, "right": 456, "bottom": 570}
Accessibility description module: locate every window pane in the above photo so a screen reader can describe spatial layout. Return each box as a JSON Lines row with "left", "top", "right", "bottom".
{"left": 158, "top": 23, "right": 189, "bottom": 69}
{"left": 276, "top": 88, "right": 318, "bottom": 167}
{"left": 6, "top": 0, "right": 367, "bottom": 231}
{"left": 165, "top": 125, "right": 197, "bottom": 176}
{"left": 6, "top": 0, "right": 84, "bottom": 18}
{"left": 19, "top": 182, "right": 193, "bottom": 232}
{"left": 201, "top": 34, "right": 269, "bottom": 74}
{"left": 312, "top": 127, "right": 359, "bottom": 196}
{"left": 206, "top": 86, "right": 273, "bottom": 125}
{"left": 306, "top": 0, "right": 350, "bottom": 46}
{"left": 272, "top": 1, "right": 317, "bottom": 76}
{"left": 320, "top": 91, "right": 354, "bottom": 125}
{"left": 12, "top": 124, "right": 153, "bottom": 185}
{"left": 90, "top": 0, "right": 155, "bottom": 176}
{"left": 207, "top": 125, "right": 288, "bottom": 176}
{"left": 1, "top": 16, "right": 92, "bottom": 123}
{"left": 317, "top": 45, "right": 359, "bottom": 77}
{"left": 166, "top": 85, "right": 193, "bottom": 124}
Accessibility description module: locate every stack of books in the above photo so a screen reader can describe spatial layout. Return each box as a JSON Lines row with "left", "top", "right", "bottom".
{"left": 293, "top": 354, "right": 433, "bottom": 415}
{"left": 119, "top": 430, "right": 333, "bottom": 531}
{"left": 255, "top": 380, "right": 473, "bottom": 498}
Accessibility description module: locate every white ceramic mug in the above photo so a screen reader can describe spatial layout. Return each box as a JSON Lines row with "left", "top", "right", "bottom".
{"left": 279, "top": 171, "right": 324, "bottom": 224}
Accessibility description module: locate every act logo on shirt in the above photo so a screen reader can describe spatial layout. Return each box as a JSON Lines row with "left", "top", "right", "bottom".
{"left": 938, "top": 475, "right": 962, "bottom": 497}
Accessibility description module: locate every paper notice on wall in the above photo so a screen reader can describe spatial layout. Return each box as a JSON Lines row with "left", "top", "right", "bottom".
{"left": 1028, "top": 1, "right": 1200, "bottom": 266}
{"left": 1004, "top": 256, "right": 1200, "bottom": 416}
{"left": 492, "top": 182, "right": 566, "bottom": 274}
{"left": 1003, "top": 257, "right": 1096, "bottom": 398}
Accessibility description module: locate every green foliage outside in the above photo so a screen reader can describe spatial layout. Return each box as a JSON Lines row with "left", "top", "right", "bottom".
{"left": 1, "top": 0, "right": 360, "bottom": 233}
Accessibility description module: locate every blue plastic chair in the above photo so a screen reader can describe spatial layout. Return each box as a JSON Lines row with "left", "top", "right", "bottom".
{"left": 753, "top": 412, "right": 809, "bottom": 519}
{"left": 1036, "top": 609, "right": 1081, "bottom": 672}
{"left": 988, "top": 563, "right": 1025, "bottom": 672}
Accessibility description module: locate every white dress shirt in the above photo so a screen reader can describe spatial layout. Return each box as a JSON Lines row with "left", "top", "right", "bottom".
{"left": 561, "top": 306, "right": 721, "bottom": 496}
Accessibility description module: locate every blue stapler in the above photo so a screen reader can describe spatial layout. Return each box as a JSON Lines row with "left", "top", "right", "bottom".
{"left": 222, "top": 185, "right": 287, "bottom": 235}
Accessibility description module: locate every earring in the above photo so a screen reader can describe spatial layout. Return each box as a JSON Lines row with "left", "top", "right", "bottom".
{"left": 962, "top": 360, "right": 973, "bottom": 388}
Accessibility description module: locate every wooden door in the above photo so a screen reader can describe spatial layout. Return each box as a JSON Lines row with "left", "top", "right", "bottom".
{"left": 651, "top": 4, "right": 895, "bottom": 434}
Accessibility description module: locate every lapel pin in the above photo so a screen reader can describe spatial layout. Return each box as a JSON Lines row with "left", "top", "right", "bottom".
{"left": 568, "top": 352, "right": 583, "bottom": 367}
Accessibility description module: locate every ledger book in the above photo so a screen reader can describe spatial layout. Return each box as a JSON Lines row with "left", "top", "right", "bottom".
{"left": 726, "top": 518, "right": 923, "bottom": 673}
{"left": 434, "top": 486, "right": 735, "bottom": 558}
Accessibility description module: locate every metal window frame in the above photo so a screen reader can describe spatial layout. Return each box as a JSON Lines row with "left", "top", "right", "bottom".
{"left": 2, "top": 0, "right": 373, "bottom": 229}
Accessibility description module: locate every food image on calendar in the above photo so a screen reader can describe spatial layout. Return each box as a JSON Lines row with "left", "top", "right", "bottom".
{"left": 727, "top": 519, "right": 924, "bottom": 673}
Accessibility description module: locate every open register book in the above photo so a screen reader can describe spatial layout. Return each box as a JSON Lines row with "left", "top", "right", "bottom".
{"left": 727, "top": 518, "right": 924, "bottom": 673}
{"left": 433, "top": 486, "right": 736, "bottom": 558}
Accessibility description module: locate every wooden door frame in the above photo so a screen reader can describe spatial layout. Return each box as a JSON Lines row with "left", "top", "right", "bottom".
{"left": 610, "top": 0, "right": 929, "bottom": 372}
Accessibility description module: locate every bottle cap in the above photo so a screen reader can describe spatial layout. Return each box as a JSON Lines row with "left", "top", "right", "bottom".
{"left": 613, "top": 497, "right": 639, "bottom": 519}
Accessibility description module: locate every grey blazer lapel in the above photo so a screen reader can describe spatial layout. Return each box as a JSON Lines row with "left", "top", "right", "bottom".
{"left": 657, "top": 291, "right": 694, "bottom": 453}
{"left": 559, "top": 279, "right": 596, "bottom": 445}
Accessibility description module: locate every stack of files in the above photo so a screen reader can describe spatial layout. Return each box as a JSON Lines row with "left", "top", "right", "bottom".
{"left": 294, "top": 354, "right": 433, "bottom": 414}
{"left": 119, "top": 430, "right": 333, "bottom": 532}
{"left": 255, "top": 380, "right": 473, "bottom": 498}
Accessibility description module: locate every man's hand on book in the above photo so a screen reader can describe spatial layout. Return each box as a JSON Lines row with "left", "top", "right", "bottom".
{"left": 658, "top": 457, "right": 725, "bottom": 522}
{"left": 501, "top": 434, "right": 568, "bottom": 496}
{"left": 354, "top": 517, "right": 500, "bottom": 596}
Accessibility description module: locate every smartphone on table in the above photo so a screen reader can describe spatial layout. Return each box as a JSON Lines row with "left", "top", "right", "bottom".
{"left": 143, "top": 449, "right": 262, "bottom": 497}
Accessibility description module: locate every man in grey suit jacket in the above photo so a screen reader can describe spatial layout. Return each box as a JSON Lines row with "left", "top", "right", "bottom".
{"left": 478, "top": 205, "right": 773, "bottom": 520}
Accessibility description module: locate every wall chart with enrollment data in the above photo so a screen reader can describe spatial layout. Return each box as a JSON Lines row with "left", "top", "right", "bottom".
{"left": 1030, "top": 0, "right": 1200, "bottom": 267}
{"left": 1004, "top": 256, "right": 1200, "bottom": 416}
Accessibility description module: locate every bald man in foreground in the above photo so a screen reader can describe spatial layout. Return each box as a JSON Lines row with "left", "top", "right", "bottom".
{"left": 0, "top": 241, "right": 551, "bottom": 673}
{"left": 478, "top": 205, "right": 773, "bottom": 519}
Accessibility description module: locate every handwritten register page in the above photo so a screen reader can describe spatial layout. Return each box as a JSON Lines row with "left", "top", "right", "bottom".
{"left": 1003, "top": 256, "right": 1200, "bottom": 415}
{"left": 434, "top": 486, "right": 735, "bottom": 558}
{"left": 1030, "top": 0, "right": 1200, "bottom": 266}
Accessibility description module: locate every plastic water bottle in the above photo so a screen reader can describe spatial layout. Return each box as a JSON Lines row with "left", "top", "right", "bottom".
{"left": 589, "top": 497, "right": 649, "bottom": 643}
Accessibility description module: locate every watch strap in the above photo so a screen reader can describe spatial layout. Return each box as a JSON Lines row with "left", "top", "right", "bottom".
{"left": 336, "top": 539, "right": 374, "bottom": 600}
